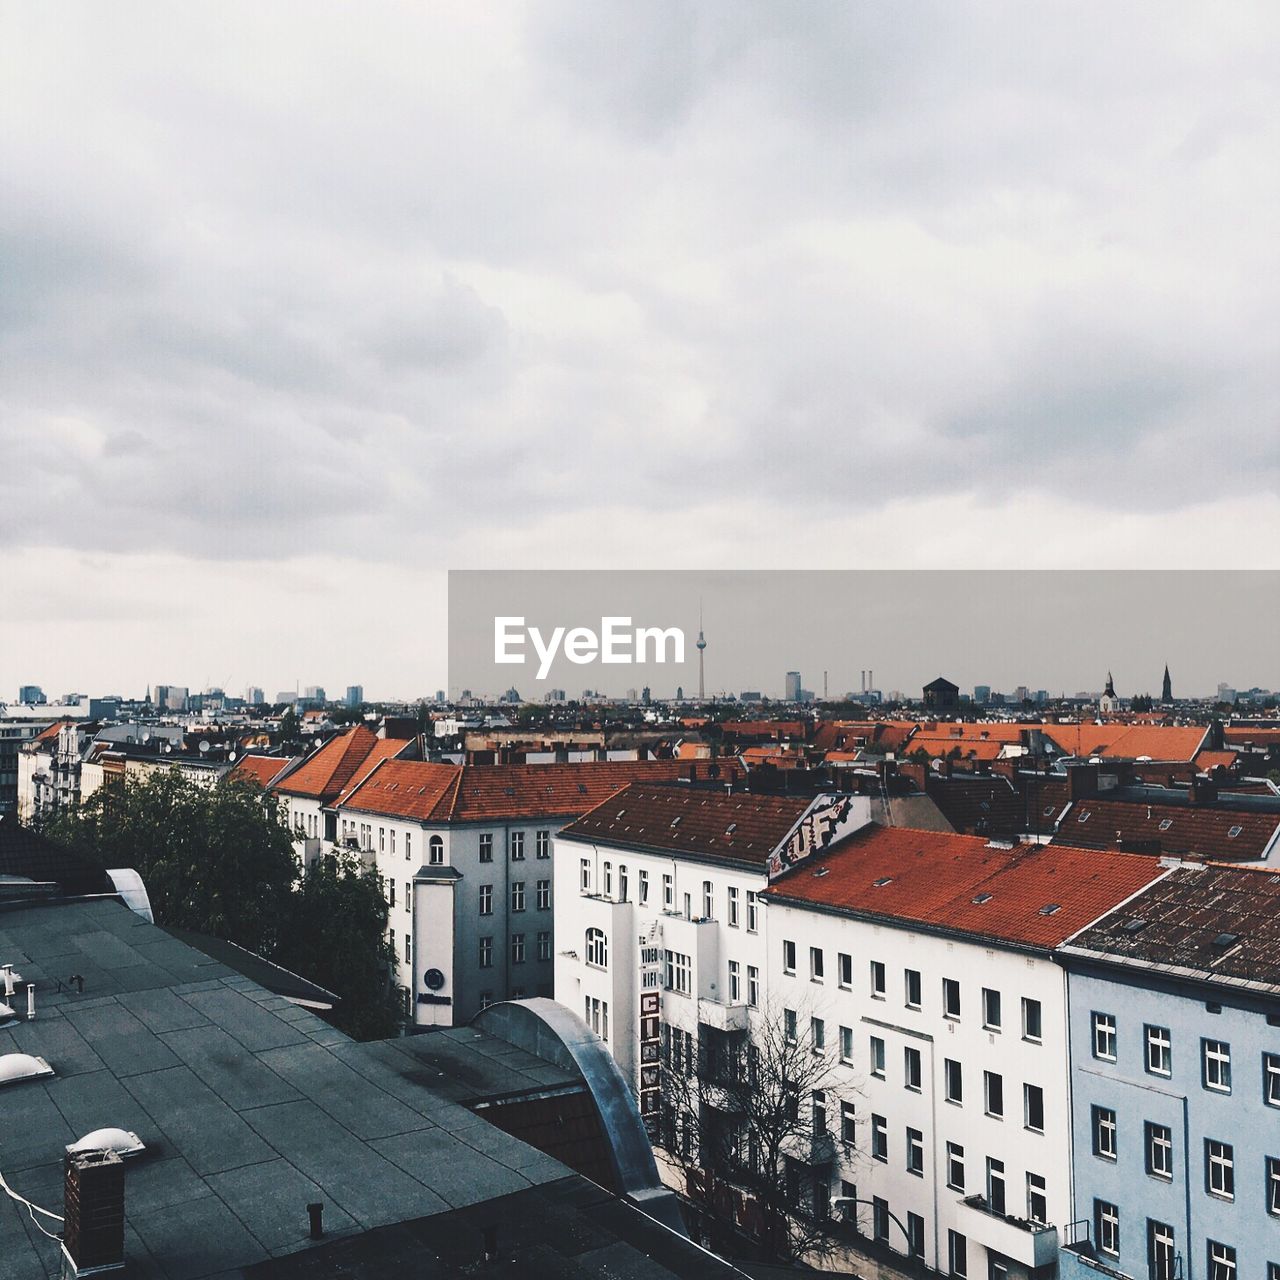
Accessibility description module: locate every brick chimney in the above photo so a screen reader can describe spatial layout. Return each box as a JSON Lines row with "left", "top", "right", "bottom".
{"left": 62, "top": 1149, "right": 125, "bottom": 1276}
{"left": 1189, "top": 777, "right": 1218, "bottom": 806}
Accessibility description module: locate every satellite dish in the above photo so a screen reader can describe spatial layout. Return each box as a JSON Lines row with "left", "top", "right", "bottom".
{"left": 228, "top": 750, "right": 237, "bottom": 762}
{"left": 199, "top": 741, "right": 210, "bottom": 754}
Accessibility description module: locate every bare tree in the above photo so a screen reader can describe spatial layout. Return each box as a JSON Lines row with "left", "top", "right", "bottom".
{"left": 657, "top": 997, "right": 861, "bottom": 1262}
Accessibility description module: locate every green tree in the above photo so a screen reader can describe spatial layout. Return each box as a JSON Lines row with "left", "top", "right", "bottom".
{"left": 278, "top": 706, "right": 300, "bottom": 745}
{"left": 277, "top": 850, "right": 403, "bottom": 1041}
{"left": 46, "top": 771, "right": 297, "bottom": 956}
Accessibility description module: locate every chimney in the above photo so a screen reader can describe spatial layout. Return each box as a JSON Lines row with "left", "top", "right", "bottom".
{"left": 1066, "top": 763, "right": 1099, "bottom": 800}
{"left": 63, "top": 1149, "right": 125, "bottom": 1276}
{"left": 1189, "top": 777, "right": 1218, "bottom": 806}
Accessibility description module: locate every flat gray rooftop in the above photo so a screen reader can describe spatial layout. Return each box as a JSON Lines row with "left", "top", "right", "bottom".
{"left": 0, "top": 898, "right": 738, "bottom": 1279}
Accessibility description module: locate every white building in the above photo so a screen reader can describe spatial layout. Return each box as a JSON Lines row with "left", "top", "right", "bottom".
{"left": 330, "top": 757, "right": 693, "bottom": 1026}
{"left": 553, "top": 785, "right": 871, "bottom": 1129}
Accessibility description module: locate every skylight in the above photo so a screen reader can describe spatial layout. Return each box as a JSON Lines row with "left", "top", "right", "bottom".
{"left": 1212, "top": 932, "right": 1239, "bottom": 948}
{"left": 1227, "top": 825, "right": 1243, "bottom": 838}
{"left": 1158, "top": 819, "right": 1173, "bottom": 831}
{"left": 0, "top": 1054, "right": 54, "bottom": 1087}
{"left": 670, "top": 816, "right": 682, "bottom": 827}
{"left": 1121, "top": 918, "right": 1147, "bottom": 934}
{"left": 873, "top": 876, "right": 893, "bottom": 887}
{"left": 67, "top": 1129, "right": 145, "bottom": 1159}
{"left": 972, "top": 892, "right": 993, "bottom": 905}
{"left": 1038, "top": 903, "right": 1061, "bottom": 916}
{"left": 1077, "top": 810, "right": 1091, "bottom": 823}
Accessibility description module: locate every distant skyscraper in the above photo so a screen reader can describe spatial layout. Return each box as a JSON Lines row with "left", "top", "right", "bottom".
{"left": 303, "top": 686, "right": 326, "bottom": 704}
{"left": 974, "top": 685, "right": 991, "bottom": 704}
{"left": 17, "top": 685, "right": 45, "bottom": 705}
{"left": 1161, "top": 665, "right": 1173, "bottom": 704}
{"left": 345, "top": 685, "right": 363, "bottom": 709}
{"left": 696, "top": 604, "right": 707, "bottom": 701}
{"left": 154, "top": 685, "right": 189, "bottom": 712}
{"left": 784, "top": 671, "right": 801, "bottom": 702}
{"left": 245, "top": 687, "right": 265, "bottom": 706}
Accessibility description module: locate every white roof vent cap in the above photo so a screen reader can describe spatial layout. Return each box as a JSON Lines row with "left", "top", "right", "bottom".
{"left": 0, "top": 1052, "right": 54, "bottom": 1086}
{"left": 67, "top": 1128, "right": 146, "bottom": 1158}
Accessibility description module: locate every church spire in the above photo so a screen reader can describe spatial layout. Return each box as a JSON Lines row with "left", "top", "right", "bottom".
{"left": 1104, "top": 671, "right": 1116, "bottom": 698}
{"left": 1161, "top": 664, "right": 1172, "bottom": 704}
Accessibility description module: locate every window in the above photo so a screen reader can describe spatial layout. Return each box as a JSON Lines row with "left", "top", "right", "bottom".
{"left": 379, "top": 827, "right": 385, "bottom": 852}
{"left": 1148, "top": 1221, "right": 1176, "bottom": 1280}
{"left": 602, "top": 862, "right": 613, "bottom": 896}
{"left": 1207, "top": 1241, "right": 1236, "bottom": 1280}
{"left": 585, "top": 927, "right": 608, "bottom": 968}
{"left": 638, "top": 869, "right": 649, "bottom": 904}
{"left": 946, "top": 1142, "right": 965, "bottom": 1191}
{"left": 404, "top": 934, "right": 412, "bottom": 964}
{"left": 510, "top": 831, "right": 525, "bottom": 861}
{"left": 1145, "top": 1024, "right": 1172, "bottom": 1076}
{"left": 1095, "top": 1199, "right": 1119, "bottom": 1256}
{"left": 665, "top": 957, "right": 696, "bottom": 993}
{"left": 701, "top": 880, "right": 713, "bottom": 919}
{"left": 1268, "top": 1155, "right": 1280, "bottom": 1215}
{"left": 948, "top": 1230, "right": 967, "bottom": 1278}
{"left": 536, "top": 829, "right": 549, "bottom": 859}
{"left": 746, "top": 890, "right": 759, "bottom": 932}
{"left": 904, "top": 967, "right": 922, "bottom": 1009}
{"left": 943, "top": 977, "right": 961, "bottom": 1019}
{"left": 838, "top": 952, "right": 852, "bottom": 989}
{"left": 944, "top": 1058, "right": 963, "bottom": 1104}
{"left": 388, "top": 881, "right": 395, "bottom": 908}
{"left": 618, "top": 865, "right": 628, "bottom": 902}
{"left": 986, "top": 1158, "right": 1006, "bottom": 1215}
{"left": 747, "top": 964, "right": 759, "bottom": 1007}
{"left": 839, "top": 1025, "right": 853, "bottom": 1063}
{"left": 662, "top": 873, "right": 673, "bottom": 910}
{"left": 536, "top": 879, "right": 551, "bottom": 910}
{"left": 811, "top": 1089, "right": 827, "bottom": 1136}
{"left": 479, "top": 990, "right": 494, "bottom": 1010}
{"left": 511, "top": 933, "right": 525, "bottom": 964}
{"left": 869, "top": 1036, "right": 885, "bottom": 1078}
{"left": 1026, "top": 1172, "right": 1047, "bottom": 1224}
{"left": 1093, "top": 1012, "right": 1117, "bottom": 1061}
{"left": 389, "top": 830, "right": 395, "bottom": 856}
{"left": 1022, "top": 996, "right": 1042, "bottom": 1042}
{"left": 810, "top": 946, "right": 824, "bottom": 982}
{"left": 810, "top": 1016, "right": 825, "bottom": 1053}
{"left": 479, "top": 833, "right": 493, "bottom": 862}
{"left": 840, "top": 1099, "right": 856, "bottom": 1144}
{"left": 428, "top": 834, "right": 444, "bottom": 865}
{"left": 511, "top": 881, "right": 525, "bottom": 912}
{"left": 1024, "top": 1083, "right": 1044, "bottom": 1132}
{"left": 906, "top": 1127, "right": 924, "bottom": 1176}
{"left": 1203, "top": 1038, "right": 1231, "bottom": 1092}
{"left": 870, "top": 960, "right": 886, "bottom": 999}
{"left": 580, "top": 858, "right": 591, "bottom": 892}
{"left": 537, "top": 931, "right": 551, "bottom": 961}
{"left": 479, "top": 936, "right": 493, "bottom": 968}
{"left": 1266, "top": 1052, "right": 1280, "bottom": 1106}
{"left": 405, "top": 832, "right": 411, "bottom": 861}
{"left": 784, "top": 1008, "right": 798, "bottom": 1044}
{"left": 1205, "top": 1138, "right": 1234, "bottom": 1199}
{"left": 404, "top": 882, "right": 411, "bottom": 913}
{"left": 1092, "top": 1105, "right": 1117, "bottom": 1160}
{"left": 872, "top": 1197, "right": 889, "bottom": 1244}
{"left": 1145, "top": 1121, "right": 1173, "bottom": 1179}
{"left": 871, "top": 1114, "right": 887, "bottom": 1162}
{"left": 727, "top": 886, "right": 739, "bottom": 926}
{"left": 982, "top": 988, "right": 1001, "bottom": 1030}
{"left": 479, "top": 884, "right": 493, "bottom": 915}
{"left": 906, "top": 1213, "right": 924, "bottom": 1259}
{"left": 904, "top": 1046, "right": 922, "bottom": 1092}
{"left": 984, "top": 1070, "right": 1004, "bottom": 1119}
{"left": 782, "top": 939, "right": 796, "bottom": 974}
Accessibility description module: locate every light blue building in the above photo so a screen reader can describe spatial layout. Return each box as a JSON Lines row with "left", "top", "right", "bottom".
{"left": 1057, "top": 863, "right": 1280, "bottom": 1280}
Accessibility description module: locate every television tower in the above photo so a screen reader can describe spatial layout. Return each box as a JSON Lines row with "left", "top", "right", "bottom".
{"left": 696, "top": 603, "right": 707, "bottom": 701}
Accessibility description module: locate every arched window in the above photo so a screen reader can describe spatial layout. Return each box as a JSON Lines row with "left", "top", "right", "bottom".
{"left": 429, "top": 835, "right": 444, "bottom": 865}
{"left": 585, "top": 927, "right": 608, "bottom": 969}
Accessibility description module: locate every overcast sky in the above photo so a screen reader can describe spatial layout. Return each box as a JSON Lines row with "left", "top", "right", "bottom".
{"left": 4, "top": 4, "right": 1278, "bottom": 700}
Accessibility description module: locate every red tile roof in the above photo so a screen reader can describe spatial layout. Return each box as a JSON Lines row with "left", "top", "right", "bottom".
{"left": 1195, "top": 750, "right": 1239, "bottom": 772}
{"left": 1043, "top": 724, "right": 1207, "bottom": 762}
{"left": 229, "top": 755, "right": 298, "bottom": 788}
{"left": 273, "top": 727, "right": 411, "bottom": 802}
{"left": 1049, "top": 798, "right": 1280, "bottom": 862}
{"left": 338, "top": 759, "right": 695, "bottom": 823}
{"left": 1223, "top": 726, "right": 1280, "bottom": 747}
{"left": 560, "top": 783, "right": 815, "bottom": 866}
{"left": 764, "top": 825, "right": 1165, "bottom": 950}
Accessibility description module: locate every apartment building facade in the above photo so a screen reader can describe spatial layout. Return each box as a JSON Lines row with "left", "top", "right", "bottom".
{"left": 1057, "top": 864, "right": 1280, "bottom": 1280}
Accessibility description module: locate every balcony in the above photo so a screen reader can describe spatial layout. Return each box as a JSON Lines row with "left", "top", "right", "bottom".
{"left": 781, "top": 1129, "right": 837, "bottom": 1167}
{"left": 697, "top": 995, "right": 749, "bottom": 1033}
{"left": 959, "top": 1196, "right": 1058, "bottom": 1269}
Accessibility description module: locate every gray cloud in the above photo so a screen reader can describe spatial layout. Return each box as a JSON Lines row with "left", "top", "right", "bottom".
{"left": 1, "top": 3, "right": 1278, "bottom": 692}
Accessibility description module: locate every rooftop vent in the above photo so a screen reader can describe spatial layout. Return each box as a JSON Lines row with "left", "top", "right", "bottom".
{"left": 972, "top": 892, "right": 993, "bottom": 905}
{"left": 0, "top": 1052, "right": 54, "bottom": 1086}
{"left": 67, "top": 1129, "right": 146, "bottom": 1159}
{"left": 813, "top": 867, "right": 831, "bottom": 878}
{"left": 725, "top": 823, "right": 737, "bottom": 835}
{"left": 1212, "top": 932, "right": 1239, "bottom": 948}
{"left": 670, "top": 816, "right": 682, "bottom": 828}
